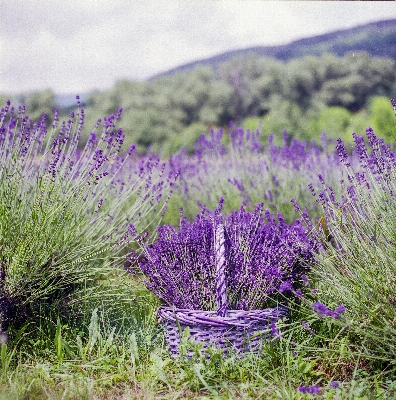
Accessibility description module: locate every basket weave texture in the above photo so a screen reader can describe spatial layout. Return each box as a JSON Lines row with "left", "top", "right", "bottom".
{"left": 158, "top": 224, "right": 288, "bottom": 358}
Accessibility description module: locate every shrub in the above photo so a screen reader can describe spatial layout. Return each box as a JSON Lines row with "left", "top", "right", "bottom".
{"left": 0, "top": 98, "right": 175, "bottom": 330}
{"left": 310, "top": 100, "right": 396, "bottom": 365}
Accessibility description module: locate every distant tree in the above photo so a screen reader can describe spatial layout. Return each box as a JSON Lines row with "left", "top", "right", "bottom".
{"left": 163, "top": 122, "right": 208, "bottom": 156}
{"left": 317, "top": 52, "right": 395, "bottom": 111}
{"left": 168, "top": 68, "right": 208, "bottom": 124}
{"left": 25, "top": 89, "right": 56, "bottom": 124}
{"left": 83, "top": 51, "right": 396, "bottom": 154}
{"left": 217, "top": 54, "right": 264, "bottom": 122}
{"left": 368, "top": 96, "right": 396, "bottom": 142}
{"left": 198, "top": 80, "right": 233, "bottom": 125}
{"left": 284, "top": 57, "right": 322, "bottom": 110}
{"left": 307, "top": 106, "right": 352, "bottom": 143}
{"left": 252, "top": 58, "right": 286, "bottom": 116}
{"left": 318, "top": 76, "right": 360, "bottom": 111}
{"left": 260, "top": 98, "right": 305, "bottom": 143}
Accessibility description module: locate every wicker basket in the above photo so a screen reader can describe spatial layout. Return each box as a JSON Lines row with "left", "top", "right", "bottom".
{"left": 158, "top": 224, "right": 288, "bottom": 358}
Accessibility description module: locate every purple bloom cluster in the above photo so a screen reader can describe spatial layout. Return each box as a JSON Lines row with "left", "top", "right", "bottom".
{"left": 298, "top": 385, "right": 320, "bottom": 394}
{"left": 298, "top": 382, "right": 339, "bottom": 395}
{"left": 194, "top": 127, "right": 227, "bottom": 159}
{"left": 315, "top": 124, "right": 396, "bottom": 214}
{"left": 270, "top": 321, "right": 282, "bottom": 338}
{"left": 128, "top": 200, "right": 317, "bottom": 310}
{"left": 301, "top": 321, "right": 315, "bottom": 335}
{"left": 168, "top": 122, "right": 342, "bottom": 229}
{"left": 312, "top": 302, "right": 346, "bottom": 319}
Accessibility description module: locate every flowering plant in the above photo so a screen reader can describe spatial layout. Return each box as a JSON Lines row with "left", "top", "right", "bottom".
{"left": 0, "top": 98, "right": 175, "bottom": 330}
{"left": 128, "top": 199, "right": 317, "bottom": 311}
{"left": 306, "top": 100, "right": 396, "bottom": 362}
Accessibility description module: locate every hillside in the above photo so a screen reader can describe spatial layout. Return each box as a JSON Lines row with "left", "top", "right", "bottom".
{"left": 150, "top": 19, "right": 396, "bottom": 80}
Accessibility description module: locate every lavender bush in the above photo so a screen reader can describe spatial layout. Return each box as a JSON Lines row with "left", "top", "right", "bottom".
{"left": 165, "top": 123, "right": 344, "bottom": 226}
{"left": 128, "top": 199, "right": 317, "bottom": 311}
{"left": 308, "top": 99, "right": 396, "bottom": 364}
{"left": 0, "top": 98, "right": 175, "bottom": 330}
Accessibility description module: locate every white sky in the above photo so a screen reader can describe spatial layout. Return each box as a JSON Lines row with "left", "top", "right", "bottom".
{"left": 0, "top": 1, "right": 395, "bottom": 95}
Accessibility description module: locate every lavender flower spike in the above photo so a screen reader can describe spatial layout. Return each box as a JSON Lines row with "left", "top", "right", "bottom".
{"left": 312, "top": 301, "right": 346, "bottom": 319}
{"left": 336, "top": 138, "right": 351, "bottom": 167}
{"left": 298, "top": 385, "right": 320, "bottom": 394}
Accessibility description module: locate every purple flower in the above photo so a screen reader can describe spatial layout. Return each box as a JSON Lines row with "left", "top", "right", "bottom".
{"left": 0, "top": 100, "right": 176, "bottom": 331}
{"left": 335, "top": 303, "right": 346, "bottom": 314}
{"left": 312, "top": 301, "right": 329, "bottom": 317}
{"left": 294, "top": 289, "right": 303, "bottom": 299}
{"left": 308, "top": 183, "right": 316, "bottom": 197}
{"left": 312, "top": 302, "right": 346, "bottom": 319}
{"left": 330, "top": 381, "right": 339, "bottom": 388}
{"left": 270, "top": 321, "right": 282, "bottom": 338}
{"left": 336, "top": 138, "right": 350, "bottom": 167}
{"left": 95, "top": 198, "right": 104, "bottom": 213}
{"left": 291, "top": 198, "right": 301, "bottom": 212}
{"left": 279, "top": 281, "right": 294, "bottom": 293}
{"left": 301, "top": 321, "right": 315, "bottom": 335}
{"left": 298, "top": 385, "right": 320, "bottom": 394}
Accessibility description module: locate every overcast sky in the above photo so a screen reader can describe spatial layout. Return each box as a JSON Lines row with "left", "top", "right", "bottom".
{"left": 0, "top": 1, "right": 395, "bottom": 95}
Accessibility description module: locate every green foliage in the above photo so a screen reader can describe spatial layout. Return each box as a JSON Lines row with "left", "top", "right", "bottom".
{"left": 0, "top": 95, "right": 11, "bottom": 108}
{"left": 0, "top": 50, "right": 395, "bottom": 399}
{"left": 307, "top": 106, "right": 353, "bottom": 144}
{"left": 315, "top": 53, "right": 394, "bottom": 112}
{"left": 1, "top": 300, "right": 393, "bottom": 399}
{"left": 260, "top": 98, "right": 306, "bottom": 142}
{"left": 24, "top": 89, "right": 57, "bottom": 125}
{"left": 0, "top": 343, "right": 15, "bottom": 376}
{"left": 80, "top": 52, "right": 395, "bottom": 153}
{"left": 369, "top": 96, "right": 396, "bottom": 142}
{"left": 163, "top": 122, "right": 208, "bottom": 157}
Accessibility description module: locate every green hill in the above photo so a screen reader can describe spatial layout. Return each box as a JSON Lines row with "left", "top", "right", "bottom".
{"left": 150, "top": 19, "right": 396, "bottom": 80}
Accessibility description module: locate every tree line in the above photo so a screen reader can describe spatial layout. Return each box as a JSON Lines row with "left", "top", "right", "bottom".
{"left": 3, "top": 51, "right": 395, "bottom": 155}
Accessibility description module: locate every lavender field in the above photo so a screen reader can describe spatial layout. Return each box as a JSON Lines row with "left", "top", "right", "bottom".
{"left": 0, "top": 98, "right": 396, "bottom": 399}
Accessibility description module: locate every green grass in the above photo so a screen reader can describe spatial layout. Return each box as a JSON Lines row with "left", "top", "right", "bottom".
{"left": 1, "top": 297, "right": 395, "bottom": 399}
{"left": 0, "top": 280, "right": 395, "bottom": 399}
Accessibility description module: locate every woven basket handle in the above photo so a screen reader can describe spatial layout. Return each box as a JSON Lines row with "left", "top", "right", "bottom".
{"left": 215, "top": 224, "right": 228, "bottom": 317}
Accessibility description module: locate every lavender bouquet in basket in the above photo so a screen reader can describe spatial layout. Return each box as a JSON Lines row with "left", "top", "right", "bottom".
{"left": 128, "top": 199, "right": 316, "bottom": 311}
{"left": 127, "top": 199, "right": 316, "bottom": 357}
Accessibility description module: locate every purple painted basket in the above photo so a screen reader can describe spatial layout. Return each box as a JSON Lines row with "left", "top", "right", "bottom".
{"left": 158, "top": 224, "right": 288, "bottom": 358}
